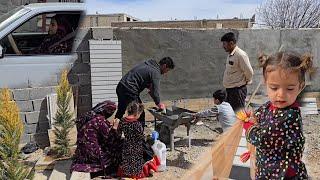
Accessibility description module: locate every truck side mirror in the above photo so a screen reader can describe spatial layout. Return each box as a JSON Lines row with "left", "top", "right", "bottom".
{"left": 0, "top": 45, "right": 3, "bottom": 59}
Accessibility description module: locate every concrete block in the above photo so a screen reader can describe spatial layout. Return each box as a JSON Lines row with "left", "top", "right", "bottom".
{"left": 20, "top": 112, "right": 26, "bottom": 123}
{"left": 33, "top": 132, "right": 50, "bottom": 148}
{"left": 20, "top": 133, "right": 31, "bottom": 144}
{"left": 49, "top": 160, "right": 73, "bottom": 180}
{"left": 25, "top": 124, "right": 37, "bottom": 134}
{"left": 29, "top": 87, "right": 55, "bottom": 100}
{"left": 77, "top": 106, "right": 91, "bottom": 116}
{"left": 74, "top": 29, "right": 91, "bottom": 51}
{"left": 67, "top": 73, "right": 79, "bottom": 85}
{"left": 25, "top": 111, "right": 40, "bottom": 124}
{"left": 16, "top": 100, "right": 33, "bottom": 112}
{"left": 78, "top": 74, "right": 91, "bottom": 85}
{"left": 78, "top": 95, "right": 91, "bottom": 106}
{"left": 12, "top": 88, "right": 30, "bottom": 101}
{"left": 38, "top": 122, "right": 50, "bottom": 133}
{"left": 78, "top": 85, "right": 91, "bottom": 95}
{"left": 92, "top": 27, "right": 113, "bottom": 40}
{"left": 38, "top": 110, "right": 49, "bottom": 123}
{"left": 70, "top": 171, "right": 90, "bottom": 180}
{"left": 70, "top": 63, "right": 90, "bottom": 74}
{"left": 81, "top": 52, "right": 90, "bottom": 63}
{"left": 33, "top": 98, "right": 47, "bottom": 111}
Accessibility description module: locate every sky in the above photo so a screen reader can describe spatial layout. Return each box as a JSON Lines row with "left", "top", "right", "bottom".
{"left": 85, "top": 0, "right": 263, "bottom": 21}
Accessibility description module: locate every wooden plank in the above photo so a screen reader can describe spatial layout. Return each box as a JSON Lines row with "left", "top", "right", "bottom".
{"left": 89, "top": 40, "right": 122, "bottom": 108}
{"left": 92, "top": 94, "right": 117, "bottom": 99}
{"left": 90, "top": 58, "right": 122, "bottom": 63}
{"left": 91, "top": 67, "right": 122, "bottom": 73}
{"left": 92, "top": 85, "right": 118, "bottom": 90}
{"left": 70, "top": 171, "right": 91, "bottom": 180}
{"left": 300, "top": 97, "right": 317, "bottom": 102}
{"left": 89, "top": 44, "right": 121, "bottom": 50}
{"left": 300, "top": 97, "right": 318, "bottom": 115}
{"left": 90, "top": 49, "right": 122, "bottom": 54}
{"left": 91, "top": 76, "right": 122, "bottom": 81}
{"left": 92, "top": 89, "right": 116, "bottom": 95}
{"left": 91, "top": 71, "right": 122, "bottom": 77}
{"left": 89, "top": 40, "right": 121, "bottom": 45}
{"left": 90, "top": 53, "right": 121, "bottom": 59}
{"left": 91, "top": 63, "right": 122, "bottom": 68}
{"left": 91, "top": 80, "right": 119, "bottom": 86}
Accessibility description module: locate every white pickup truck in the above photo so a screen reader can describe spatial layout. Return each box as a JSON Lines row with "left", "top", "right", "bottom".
{"left": 0, "top": 3, "right": 85, "bottom": 88}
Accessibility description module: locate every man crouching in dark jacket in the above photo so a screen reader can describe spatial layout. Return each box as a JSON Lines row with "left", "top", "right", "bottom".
{"left": 113, "top": 57, "right": 175, "bottom": 129}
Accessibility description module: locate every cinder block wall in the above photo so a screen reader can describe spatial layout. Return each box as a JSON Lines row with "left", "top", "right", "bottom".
{"left": 111, "top": 19, "right": 251, "bottom": 29}
{"left": 13, "top": 87, "right": 54, "bottom": 147}
{"left": 8, "top": 28, "right": 320, "bottom": 147}
{"left": 3, "top": 29, "right": 93, "bottom": 147}
{"left": 112, "top": 28, "right": 320, "bottom": 103}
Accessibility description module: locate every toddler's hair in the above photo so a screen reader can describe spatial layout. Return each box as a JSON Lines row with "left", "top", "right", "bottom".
{"left": 258, "top": 51, "right": 314, "bottom": 83}
{"left": 127, "top": 101, "right": 144, "bottom": 116}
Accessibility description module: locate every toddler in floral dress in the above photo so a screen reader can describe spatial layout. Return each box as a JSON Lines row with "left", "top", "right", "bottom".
{"left": 243, "top": 51, "right": 314, "bottom": 179}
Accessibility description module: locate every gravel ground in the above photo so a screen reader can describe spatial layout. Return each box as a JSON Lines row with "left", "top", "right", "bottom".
{"left": 145, "top": 114, "right": 320, "bottom": 180}
{"left": 302, "top": 114, "right": 320, "bottom": 179}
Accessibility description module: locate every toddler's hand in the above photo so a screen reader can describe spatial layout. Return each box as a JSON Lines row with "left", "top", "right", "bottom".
{"left": 111, "top": 118, "right": 120, "bottom": 129}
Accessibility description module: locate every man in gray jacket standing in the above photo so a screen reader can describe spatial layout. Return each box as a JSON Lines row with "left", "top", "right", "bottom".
{"left": 221, "top": 32, "right": 253, "bottom": 112}
{"left": 114, "top": 57, "right": 175, "bottom": 128}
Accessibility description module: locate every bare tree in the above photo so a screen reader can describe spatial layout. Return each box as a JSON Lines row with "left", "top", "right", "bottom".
{"left": 258, "top": 0, "right": 320, "bottom": 28}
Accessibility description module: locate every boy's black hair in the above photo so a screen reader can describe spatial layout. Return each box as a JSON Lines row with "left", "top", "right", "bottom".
{"left": 159, "top": 57, "right": 175, "bottom": 69}
{"left": 212, "top": 90, "right": 226, "bottom": 103}
{"left": 220, "top": 32, "right": 237, "bottom": 43}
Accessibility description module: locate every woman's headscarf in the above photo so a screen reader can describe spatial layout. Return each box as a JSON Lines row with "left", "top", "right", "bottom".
{"left": 75, "top": 100, "right": 117, "bottom": 130}
{"left": 37, "top": 15, "right": 71, "bottom": 54}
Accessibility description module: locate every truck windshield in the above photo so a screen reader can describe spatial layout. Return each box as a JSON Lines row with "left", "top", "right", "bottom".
{"left": 0, "top": 6, "right": 30, "bottom": 33}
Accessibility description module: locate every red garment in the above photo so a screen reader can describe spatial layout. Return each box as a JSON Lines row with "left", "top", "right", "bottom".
{"left": 285, "top": 166, "right": 297, "bottom": 178}
{"left": 117, "top": 156, "right": 160, "bottom": 178}
{"left": 269, "top": 101, "right": 300, "bottom": 111}
{"left": 243, "top": 121, "right": 254, "bottom": 132}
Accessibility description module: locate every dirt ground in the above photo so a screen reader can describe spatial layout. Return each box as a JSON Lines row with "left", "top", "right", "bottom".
{"left": 33, "top": 114, "right": 320, "bottom": 180}
{"left": 143, "top": 114, "right": 320, "bottom": 180}
{"left": 302, "top": 114, "right": 320, "bottom": 179}
{"left": 144, "top": 117, "right": 222, "bottom": 180}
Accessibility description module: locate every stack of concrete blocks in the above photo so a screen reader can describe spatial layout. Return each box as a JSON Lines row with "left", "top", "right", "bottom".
{"left": 14, "top": 87, "right": 55, "bottom": 147}
{"left": 69, "top": 28, "right": 93, "bottom": 116}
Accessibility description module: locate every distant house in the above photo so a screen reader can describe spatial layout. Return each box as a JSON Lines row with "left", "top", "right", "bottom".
{"left": 81, "top": 13, "right": 140, "bottom": 28}
{"left": 111, "top": 15, "right": 256, "bottom": 29}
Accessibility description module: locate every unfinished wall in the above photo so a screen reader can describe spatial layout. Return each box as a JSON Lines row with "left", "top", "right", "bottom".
{"left": 4, "top": 29, "right": 92, "bottom": 147}
{"left": 112, "top": 19, "right": 252, "bottom": 29}
{"left": 112, "top": 28, "right": 320, "bottom": 102}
